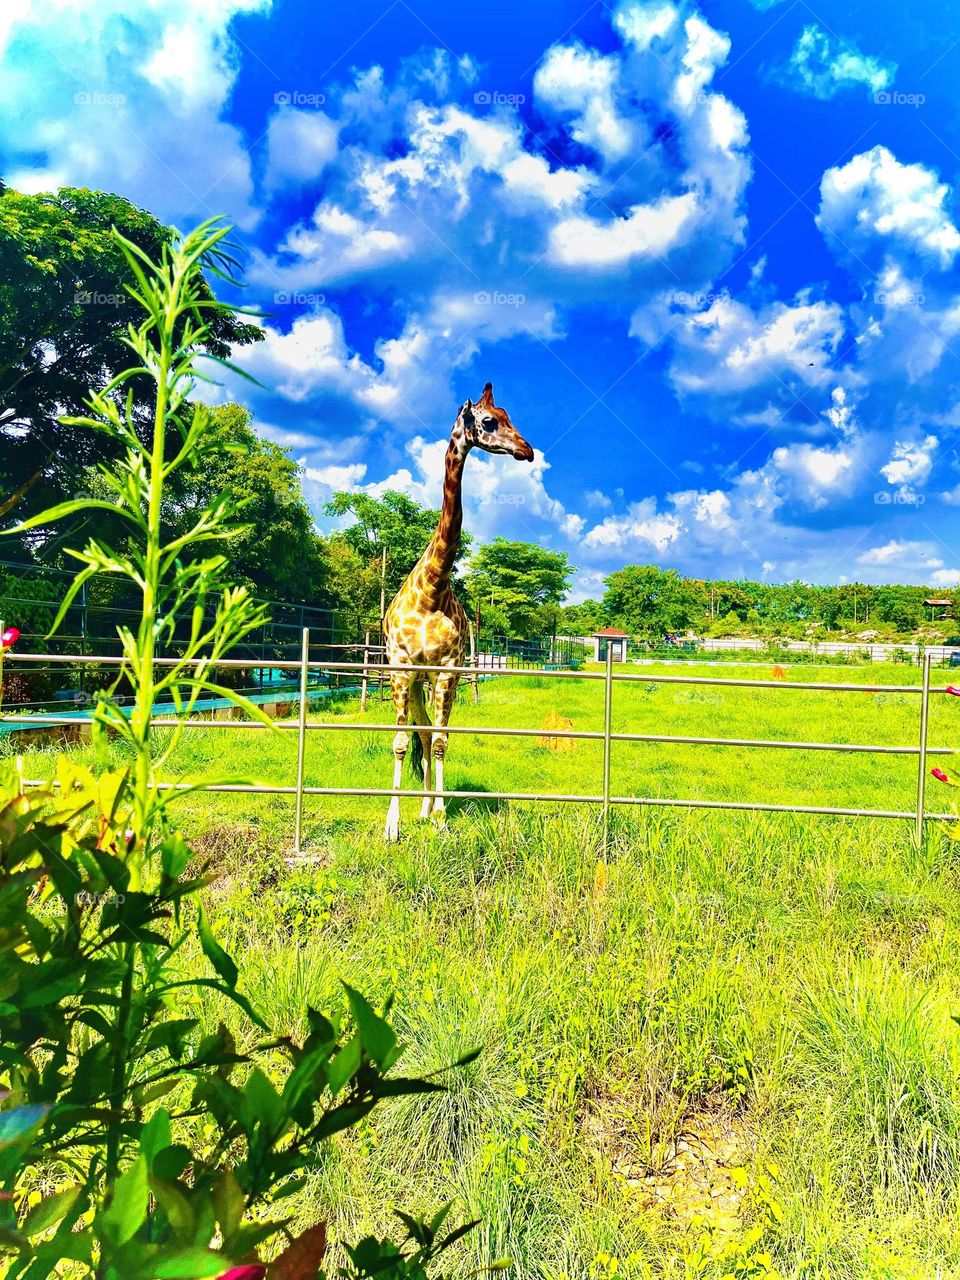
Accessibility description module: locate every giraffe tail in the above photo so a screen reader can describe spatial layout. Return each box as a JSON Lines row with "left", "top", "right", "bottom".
{"left": 409, "top": 730, "right": 424, "bottom": 782}
{"left": 407, "top": 682, "right": 429, "bottom": 782}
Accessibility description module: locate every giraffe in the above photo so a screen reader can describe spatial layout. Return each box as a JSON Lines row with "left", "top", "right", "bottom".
{"left": 382, "top": 382, "right": 534, "bottom": 841}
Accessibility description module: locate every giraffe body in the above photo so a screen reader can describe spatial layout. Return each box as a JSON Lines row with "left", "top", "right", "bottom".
{"left": 382, "top": 383, "right": 533, "bottom": 841}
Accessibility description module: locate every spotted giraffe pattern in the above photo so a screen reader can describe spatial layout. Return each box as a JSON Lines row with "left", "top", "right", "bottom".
{"left": 382, "top": 383, "right": 534, "bottom": 841}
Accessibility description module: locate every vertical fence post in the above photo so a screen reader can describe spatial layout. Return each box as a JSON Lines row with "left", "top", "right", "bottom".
{"left": 916, "top": 649, "right": 932, "bottom": 848}
{"left": 293, "top": 627, "right": 309, "bottom": 858}
{"left": 468, "top": 621, "right": 479, "bottom": 703}
{"left": 360, "top": 629, "right": 370, "bottom": 713}
{"left": 601, "top": 644, "right": 614, "bottom": 856}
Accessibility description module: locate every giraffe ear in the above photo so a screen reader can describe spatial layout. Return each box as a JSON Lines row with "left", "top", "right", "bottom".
{"left": 480, "top": 382, "right": 494, "bottom": 408}
{"left": 460, "top": 398, "right": 474, "bottom": 425}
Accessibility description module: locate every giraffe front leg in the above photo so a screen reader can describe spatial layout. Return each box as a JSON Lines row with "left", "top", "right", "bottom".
{"left": 384, "top": 674, "right": 411, "bottom": 842}
{"left": 430, "top": 672, "right": 459, "bottom": 829}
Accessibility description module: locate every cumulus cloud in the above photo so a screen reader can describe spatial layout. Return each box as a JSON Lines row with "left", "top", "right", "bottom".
{"left": 780, "top": 25, "right": 896, "bottom": 100}
{"left": 857, "top": 539, "right": 944, "bottom": 569}
{"left": 633, "top": 290, "right": 845, "bottom": 418}
{"left": 879, "top": 434, "right": 938, "bottom": 501}
{"left": 264, "top": 109, "right": 339, "bottom": 189}
{"left": 817, "top": 145, "right": 960, "bottom": 273}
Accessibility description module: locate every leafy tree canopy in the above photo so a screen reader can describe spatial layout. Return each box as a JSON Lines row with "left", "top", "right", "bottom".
{"left": 464, "top": 537, "right": 572, "bottom": 637}
{"left": 0, "top": 183, "right": 262, "bottom": 525}
{"left": 168, "top": 403, "right": 329, "bottom": 605}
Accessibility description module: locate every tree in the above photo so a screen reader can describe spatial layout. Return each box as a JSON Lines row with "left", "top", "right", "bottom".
{"left": 168, "top": 403, "right": 328, "bottom": 604}
{"left": 602, "top": 565, "right": 693, "bottom": 637}
{"left": 0, "top": 183, "right": 262, "bottom": 527}
{"left": 557, "top": 599, "right": 605, "bottom": 635}
{"left": 323, "top": 489, "right": 470, "bottom": 617}
{"left": 464, "top": 538, "right": 572, "bottom": 637}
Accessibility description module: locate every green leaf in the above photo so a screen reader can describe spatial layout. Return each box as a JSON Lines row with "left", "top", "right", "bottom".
{"left": 151, "top": 1246, "right": 233, "bottom": 1278}
{"left": 8, "top": 498, "right": 137, "bottom": 534}
{"left": 197, "top": 905, "right": 238, "bottom": 988}
{"left": 20, "top": 1184, "right": 82, "bottom": 1237}
{"left": 150, "top": 1177, "right": 196, "bottom": 1241}
{"left": 160, "top": 979, "right": 268, "bottom": 1031}
{"left": 212, "top": 1169, "right": 245, "bottom": 1244}
{"left": 99, "top": 1155, "right": 149, "bottom": 1247}
{"left": 344, "top": 984, "right": 399, "bottom": 1070}
{"left": 140, "top": 1107, "right": 172, "bottom": 1167}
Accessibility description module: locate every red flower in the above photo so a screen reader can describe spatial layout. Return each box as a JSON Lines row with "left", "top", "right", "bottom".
{"left": 0, "top": 627, "right": 19, "bottom": 650}
{"left": 931, "top": 768, "right": 950, "bottom": 783}
{"left": 216, "top": 1268, "right": 266, "bottom": 1280}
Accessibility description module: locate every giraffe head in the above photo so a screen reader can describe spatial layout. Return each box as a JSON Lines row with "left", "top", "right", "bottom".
{"left": 457, "top": 382, "right": 534, "bottom": 462}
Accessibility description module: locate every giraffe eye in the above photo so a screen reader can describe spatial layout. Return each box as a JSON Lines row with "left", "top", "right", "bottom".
{"left": 481, "top": 416, "right": 497, "bottom": 431}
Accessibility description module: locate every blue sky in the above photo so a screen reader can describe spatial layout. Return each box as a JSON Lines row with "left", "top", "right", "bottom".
{"left": 4, "top": 0, "right": 960, "bottom": 599}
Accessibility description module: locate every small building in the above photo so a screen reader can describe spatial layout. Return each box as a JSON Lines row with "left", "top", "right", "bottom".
{"left": 592, "top": 628, "right": 629, "bottom": 662}
{"left": 925, "top": 598, "right": 954, "bottom": 621}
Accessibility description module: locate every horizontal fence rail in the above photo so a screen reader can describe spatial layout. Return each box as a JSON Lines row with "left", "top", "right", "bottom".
{"left": 1, "top": 637, "right": 956, "bottom": 851}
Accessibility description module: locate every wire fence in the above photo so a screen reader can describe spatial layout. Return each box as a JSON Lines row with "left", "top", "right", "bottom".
{"left": 3, "top": 636, "right": 956, "bottom": 856}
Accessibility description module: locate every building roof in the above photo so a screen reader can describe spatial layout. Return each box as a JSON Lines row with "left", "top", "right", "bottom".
{"left": 924, "top": 598, "right": 953, "bottom": 607}
{"left": 593, "top": 628, "right": 629, "bottom": 637}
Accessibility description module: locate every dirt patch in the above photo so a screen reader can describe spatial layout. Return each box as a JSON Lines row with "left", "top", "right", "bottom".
{"left": 583, "top": 1089, "right": 756, "bottom": 1229}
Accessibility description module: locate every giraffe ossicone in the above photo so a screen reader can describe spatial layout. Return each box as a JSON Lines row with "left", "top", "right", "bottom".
{"left": 382, "top": 382, "right": 534, "bottom": 841}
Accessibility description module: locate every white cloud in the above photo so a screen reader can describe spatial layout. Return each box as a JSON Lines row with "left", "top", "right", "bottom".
{"left": 264, "top": 109, "right": 339, "bottom": 189}
{"left": 636, "top": 291, "right": 845, "bottom": 403}
{"left": 534, "top": 42, "right": 637, "bottom": 162}
{"left": 879, "top": 434, "right": 938, "bottom": 493}
{"left": 781, "top": 25, "right": 895, "bottom": 100}
{"left": 548, "top": 192, "right": 700, "bottom": 268}
{"left": 818, "top": 145, "right": 960, "bottom": 272}
{"left": 584, "top": 498, "right": 684, "bottom": 551}
{"left": 857, "top": 540, "right": 943, "bottom": 569}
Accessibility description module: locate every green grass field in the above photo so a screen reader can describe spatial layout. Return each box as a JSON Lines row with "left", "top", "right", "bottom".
{"left": 11, "top": 660, "right": 960, "bottom": 1278}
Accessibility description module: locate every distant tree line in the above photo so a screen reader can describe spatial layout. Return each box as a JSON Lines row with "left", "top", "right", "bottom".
{"left": 555, "top": 565, "right": 959, "bottom": 642}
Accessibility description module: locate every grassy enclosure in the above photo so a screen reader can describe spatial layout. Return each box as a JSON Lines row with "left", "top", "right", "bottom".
{"left": 11, "top": 658, "right": 960, "bottom": 1277}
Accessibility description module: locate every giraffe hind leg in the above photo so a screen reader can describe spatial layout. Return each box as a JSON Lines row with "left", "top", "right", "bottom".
{"left": 430, "top": 673, "right": 459, "bottom": 829}
{"left": 410, "top": 680, "right": 434, "bottom": 820}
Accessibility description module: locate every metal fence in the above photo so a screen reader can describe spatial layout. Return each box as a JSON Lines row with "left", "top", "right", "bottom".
{"left": 3, "top": 636, "right": 956, "bottom": 856}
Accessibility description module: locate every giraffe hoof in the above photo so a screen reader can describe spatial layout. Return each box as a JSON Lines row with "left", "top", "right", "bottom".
{"left": 384, "top": 813, "right": 401, "bottom": 842}
{"left": 419, "top": 800, "right": 434, "bottom": 820}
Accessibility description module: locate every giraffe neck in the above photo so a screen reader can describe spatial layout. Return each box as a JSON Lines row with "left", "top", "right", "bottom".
{"left": 418, "top": 435, "right": 468, "bottom": 602}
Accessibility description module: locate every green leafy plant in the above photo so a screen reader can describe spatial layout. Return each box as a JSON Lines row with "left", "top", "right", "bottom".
{"left": 0, "top": 220, "right": 480, "bottom": 1279}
